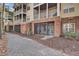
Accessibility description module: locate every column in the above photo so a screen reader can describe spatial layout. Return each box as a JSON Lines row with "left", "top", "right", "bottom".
{"left": 26, "top": 4, "right": 27, "bottom": 22}
{"left": 31, "top": 3, "right": 34, "bottom": 20}
{"left": 21, "top": 4, "right": 23, "bottom": 23}
{"left": 57, "top": 3, "right": 60, "bottom": 16}
{"left": 13, "top": 14, "right": 15, "bottom": 32}
{"left": 39, "top": 6, "right": 40, "bottom": 19}
{"left": 46, "top": 3, "right": 48, "bottom": 18}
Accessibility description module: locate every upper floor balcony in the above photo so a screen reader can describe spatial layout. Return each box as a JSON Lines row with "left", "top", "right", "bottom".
{"left": 34, "top": 14, "right": 39, "bottom": 20}
{"left": 14, "top": 9, "right": 26, "bottom": 16}
{"left": 33, "top": 3, "right": 57, "bottom": 20}
{"left": 14, "top": 4, "right": 26, "bottom": 16}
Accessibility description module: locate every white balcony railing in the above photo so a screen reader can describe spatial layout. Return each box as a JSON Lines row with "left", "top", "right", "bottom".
{"left": 27, "top": 17, "right": 30, "bottom": 21}
{"left": 15, "top": 9, "right": 26, "bottom": 15}
{"left": 33, "top": 10, "right": 57, "bottom": 19}
{"left": 48, "top": 11, "right": 57, "bottom": 17}
{"left": 34, "top": 14, "right": 39, "bottom": 19}
{"left": 14, "top": 20, "right": 21, "bottom": 24}
{"left": 40, "top": 12, "right": 46, "bottom": 18}
{"left": 23, "top": 18, "right": 26, "bottom": 22}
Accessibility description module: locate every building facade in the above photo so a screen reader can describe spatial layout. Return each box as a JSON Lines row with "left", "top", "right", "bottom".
{"left": 9, "top": 3, "right": 79, "bottom": 37}
{"left": 61, "top": 3, "right": 79, "bottom": 35}
{"left": 32, "top": 3, "right": 61, "bottom": 37}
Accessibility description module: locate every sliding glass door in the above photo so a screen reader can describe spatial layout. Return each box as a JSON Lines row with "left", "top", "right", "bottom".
{"left": 35, "top": 22, "right": 54, "bottom": 35}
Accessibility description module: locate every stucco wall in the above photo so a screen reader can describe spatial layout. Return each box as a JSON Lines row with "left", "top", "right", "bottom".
{"left": 61, "top": 3, "right": 79, "bottom": 18}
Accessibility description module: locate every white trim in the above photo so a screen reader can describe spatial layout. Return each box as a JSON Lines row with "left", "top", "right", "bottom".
{"left": 21, "top": 3, "right": 23, "bottom": 23}
{"left": 39, "top": 5, "right": 40, "bottom": 19}
{"left": 63, "top": 7, "right": 75, "bottom": 13}
{"left": 46, "top": 3, "right": 48, "bottom": 18}
{"left": 33, "top": 3, "right": 44, "bottom": 8}
{"left": 63, "top": 23, "right": 75, "bottom": 33}
{"left": 57, "top": 3, "right": 60, "bottom": 16}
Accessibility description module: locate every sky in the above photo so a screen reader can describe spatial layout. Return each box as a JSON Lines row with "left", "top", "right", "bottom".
{"left": 5, "top": 3, "right": 14, "bottom": 11}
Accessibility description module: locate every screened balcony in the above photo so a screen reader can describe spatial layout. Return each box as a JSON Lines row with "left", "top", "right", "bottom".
{"left": 40, "top": 3, "right": 46, "bottom": 18}
{"left": 33, "top": 7, "right": 39, "bottom": 20}
{"left": 48, "top": 3, "right": 57, "bottom": 18}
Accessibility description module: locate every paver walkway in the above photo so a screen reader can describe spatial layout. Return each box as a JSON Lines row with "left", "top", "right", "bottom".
{"left": 7, "top": 33, "right": 67, "bottom": 56}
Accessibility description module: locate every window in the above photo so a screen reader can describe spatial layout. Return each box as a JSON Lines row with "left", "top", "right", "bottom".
{"left": 64, "top": 7, "right": 75, "bottom": 13}
{"left": 69, "top": 7, "right": 75, "bottom": 13}
{"left": 64, "top": 9, "right": 68, "bottom": 13}
{"left": 23, "top": 4, "right": 26, "bottom": 9}
{"left": 27, "top": 7, "right": 30, "bottom": 10}
{"left": 63, "top": 23, "right": 75, "bottom": 33}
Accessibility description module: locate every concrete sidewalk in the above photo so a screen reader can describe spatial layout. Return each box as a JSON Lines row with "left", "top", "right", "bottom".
{"left": 7, "top": 33, "right": 67, "bottom": 56}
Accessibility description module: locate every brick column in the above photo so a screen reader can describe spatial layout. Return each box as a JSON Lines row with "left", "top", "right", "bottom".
{"left": 54, "top": 17, "right": 61, "bottom": 37}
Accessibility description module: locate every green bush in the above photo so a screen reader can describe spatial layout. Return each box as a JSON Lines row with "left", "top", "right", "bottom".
{"left": 64, "top": 32, "right": 77, "bottom": 40}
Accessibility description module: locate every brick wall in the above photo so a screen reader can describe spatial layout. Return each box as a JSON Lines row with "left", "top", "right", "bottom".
{"left": 21, "top": 23, "right": 32, "bottom": 34}
{"left": 21, "top": 24, "right": 27, "bottom": 34}
{"left": 32, "top": 16, "right": 61, "bottom": 37}
{"left": 61, "top": 16, "right": 79, "bottom": 34}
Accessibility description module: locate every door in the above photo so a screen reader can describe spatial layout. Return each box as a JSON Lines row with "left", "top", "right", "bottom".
{"left": 47, "top": 23, "right": 54, "bottom": 35}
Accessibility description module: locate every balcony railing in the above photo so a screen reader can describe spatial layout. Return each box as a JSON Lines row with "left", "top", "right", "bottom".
{"left": 14, "top": 19, "right": 21, "bottom": 24}
{"left": 33, "top": 10, "right": 57, "bottom": 20}
{"left": 27, "top": 17, "right": 30, "bottom": 21}
{"left": 40, "top": 12, "right": 46, "bottom": 18}
{"left": 15, "top": 9, "right": 26, "bottom": 15}
{"left": 48, "top": 12, "right": 57, "bottom": 17}
{"left": 34, "top": 14, "right": 39, "bottom": 19}
{"left": 23, "top": 18, "right": 26, "bottom": 22}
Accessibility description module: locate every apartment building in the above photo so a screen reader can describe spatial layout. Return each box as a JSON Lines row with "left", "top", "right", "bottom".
{"left": 11, "top": 3, "right": 79, "bottom": 37}
{"left": 5, "top": 11, "right": 13, "bottom": 32}
{"left": 13, "top": 3, "right": 27, "bottom": 33}
{"left": 13, "top": 3, "right": 61, "bottom": 37}
{"left": 13, "top": 3, "right": 33, "bottom": 34}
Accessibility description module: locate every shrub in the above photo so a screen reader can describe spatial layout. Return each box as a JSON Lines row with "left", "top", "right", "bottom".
{"left": 64, "top": 32, "right": 77, "bottom": 40}
{"left": 75, "top": 32, "right": 79, "bottom": 41}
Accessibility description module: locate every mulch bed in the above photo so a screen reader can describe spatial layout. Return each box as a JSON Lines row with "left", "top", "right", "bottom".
{"left": 0, "top": 34, "right": 7, "bottom": 56}
{"left": 10, "top": 32, "right": 79, "bottom": 56}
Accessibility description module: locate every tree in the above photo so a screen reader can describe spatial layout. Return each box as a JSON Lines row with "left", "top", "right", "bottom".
{"left": 0, "top": 3, "right": 5, "bottom": 39}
